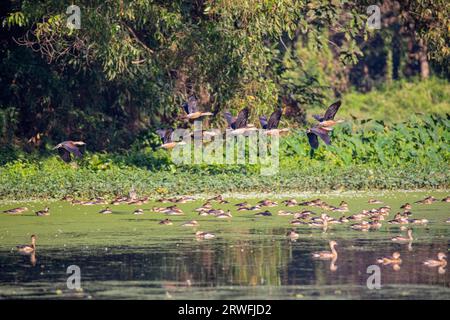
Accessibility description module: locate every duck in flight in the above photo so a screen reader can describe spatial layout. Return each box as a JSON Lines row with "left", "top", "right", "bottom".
{"left": 54, "top": 141, "right": 86, "bottom": 163}
{"left": 156, "top": 128, "right": 186, "bottom": 150}
{"left": 312, "top": 101, "right": 343, "bottom": 129}
{"left": 224, "top": 107, "right": 256, "bottom": 135}
{"left": 181, "top": 96, "right": 213, "bottom": 120}
{"left": 259, "top": 108, "right": 289, "bottom": 136}
{"left": 307, "top": 101, "right": 342, "bottom": 150}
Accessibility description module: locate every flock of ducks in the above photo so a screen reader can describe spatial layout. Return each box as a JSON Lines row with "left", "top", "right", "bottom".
{"left": 51, "top": 99, "right": 345, "bottom": 163}
{"left": 157, "top": 98, "right": 343, "bottom": 151}
{"left": 7, "top": 194, "right": 449, "bottom": 274}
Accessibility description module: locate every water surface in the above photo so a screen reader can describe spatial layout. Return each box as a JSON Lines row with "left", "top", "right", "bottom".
{"left": 0, "top": 191, "right": 449, "bottom": 299}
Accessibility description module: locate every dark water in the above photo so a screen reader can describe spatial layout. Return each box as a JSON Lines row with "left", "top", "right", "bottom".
{"left": 1, "top": 237, "right": 449, "bottom": 299}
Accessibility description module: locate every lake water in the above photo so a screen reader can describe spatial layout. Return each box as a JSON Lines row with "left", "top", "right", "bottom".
{"left": 0, "top": 191, "right": 449, "bottom": 299}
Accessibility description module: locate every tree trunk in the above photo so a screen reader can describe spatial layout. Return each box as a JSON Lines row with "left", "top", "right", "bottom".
{"left": 418, "top": 38, "right": 430, "bottom": 79}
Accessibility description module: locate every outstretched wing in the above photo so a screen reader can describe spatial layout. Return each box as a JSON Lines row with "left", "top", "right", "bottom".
{"left": 312, "top": 114, "right": 324, "bottom": 122}
{"left": 58, "top": 147, "right": 72, "bottom": 163}
{"left": 224, "top": 111, "right": 235, "bottom": 127}
{"left": 234, "top": 107, "right": 249, "bottom": 129}
{"left": 310, "top": 126, "right": 331, "bottom": 145}
{"left": 187, "top": 96, "right": 198, "bottom": 114}
{"left": 307, "top": 132, "right": 319, "bottom": 150}
{"left": 181, "top": 102, "right": 189, "bottom": 114}
{"left": 156, "top": 129, "right": 172, "bottom": 144}
{"left": 62, "top": 143, "right": 82, "bottom": 158}
{"left": 267, "top": 108, "right": 282, "bottom": 129}
{"left": 259, "top": 115, "right": 268, "bottom": 129}
{"left": 323, "top": 101, "right": 341, "bottom": 121}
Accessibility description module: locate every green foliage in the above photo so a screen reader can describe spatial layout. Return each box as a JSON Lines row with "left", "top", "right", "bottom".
{"left": 0, "top": 115, "right": 448, "bottom": 200}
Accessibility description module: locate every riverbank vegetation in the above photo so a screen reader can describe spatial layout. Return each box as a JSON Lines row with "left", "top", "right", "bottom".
{"left": 0, "top": 1, "right": 449, "bottom": 199}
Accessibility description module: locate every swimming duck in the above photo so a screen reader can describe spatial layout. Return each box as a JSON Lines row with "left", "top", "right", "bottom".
{"left": 257, "top": 199, "right": 278, "bottom": 207}
{"left": 290, "top": 219, "right": 306, "bottom": 226}
{"left": 408, "top": 218, "right": 428, "bottom": 225}
{"left": 446, "top": 218, "right": 450, "bottom": 223}
{"left": 308, "top": 214, "right": 330, "bottom": 228}
{"left": 351, "top": 221, "right": 370, "bottom": 231}
{"left": 331, "top": 205, "right": 348, "bottom": 213}
{"left": 208, "top": 195, "right": 224, "bottom": 202}
{"left": 347, "top": 213, "right": 366, "bottom": 221}
{"left": 415, "top": 196, "right": 437, "bottom": 204}
{"left": 388, "top": 213, "right": 409, "bottom": 224}
{"left": 235, "top": 201, "right": 248, "bottom": 207}
{"left": 99, "top": 207, "right": 112, "bottom": 214}
{"left": 312, "top": 241, "right": 338, "bottom": 260}
{"left": 400, "top": 203, "right": 412, "bottom": 211}
{"left": 368, "top": 220, "right": 382, "bottom": 230}
{"left": 255, "top": 210, "right": 272, "bottom": 217}
{"left": 195, "top": 231, "right": 215, "bottom": 240}
{"left": 377, "top": 252, "right": 402, "bottom": 265}
{"left": 277, "top": 210, "right": 294, "bottom": 216}
{"left": 423, "top": 253, "right": 447, "bottom": 268}
{"left": 17, "top": 235, "right": 36, "bottom": 254}
{"left": 299, "top": 199, "right": 323, "bottom": 207}
{"left": 35, "top": 207, "right": 50, "bottom": 216}
{"left": 163, "top": 206, "right": 184, "bottom": 215}
{"left": 181, "top": 220, "right": 199, "bottom": 227}
{"left": 391, "top": 229, "right": 413, "bottom": 243}
{"left": 368, "top": 199, "right": 383, "bottom": 204}
{"left": 294, "top": 211, "right": 315, "bottom": 219}
{"left": 282, "top": 199, "right": 298, "bottom": 207}
{"left": 442, "top": 196, "right": 450, "bottom": 202}
{"left": 195, "top": 202, "right": 213, "bottom": 213}
{"left": 159, "top": 219, "right": 173, "bottom": 225}
{"left": 286, "top": 229, "right": 299, "bottom": 240}
{"left": 216, "top": 211, "right": 232, "bottom": 219}
{"left": 3, "top": 207, "right": 28, "bottom": 214}
{"left": 133, "top": 209, "right": 144, "bottom": 215}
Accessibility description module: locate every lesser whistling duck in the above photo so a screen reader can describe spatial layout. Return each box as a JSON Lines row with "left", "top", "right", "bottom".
{"left": 54, "top": 141, "right": 86, "bottom": 162}
{"left": 181, "top": 220, "right": 199, "bottom": 227}
{"left": 195, "top": 231, "right": 215, "bottom": 240}
{"left": 286, "top": 229, "right": 299, "bottom": 240}
{"left": 181, "top": 96, "right": 213, "bottom": 120}
{"left": 415, "top": 196, "right": 437, "bottom": 204}
{"left": 35, "top": 207, "right": 50, "bottom": 216}
{"left": 99, "top": 207, "right": 112, "bottom": 214}
{"left": 312, "top": 241, "right": 338, "bottom": 260}
{"left": 3, "top": 207, "right": 28, "bottom": 214}
{"left": 423, "top": 253, "right": 447, "bottom": 268}
{"left": 392, "top": 229, "right": 414, "bottom": 243}
{"left": 159, "top": 219, "right": 173, "bottom": 225}
{"left": 377, "top": 252, "right": 402, "bottom": 265}
{"left": 17, "top": 235, "right": 36, "bottom": 254}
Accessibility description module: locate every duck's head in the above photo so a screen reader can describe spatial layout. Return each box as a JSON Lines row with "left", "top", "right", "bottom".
{"left": 30, "top": 235, "right": 37, "bottom": 245}
{"left": 407, "top": 229, "right": 413, "bottom": 236}
{"left": 392, "top": 252, "right": 401, "bottom": 259}
{"left": 329, "top": 240, "right": 338, "bottom": 247}
{"left": 437, "top": 252, "right": 447, "bottom": 260}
